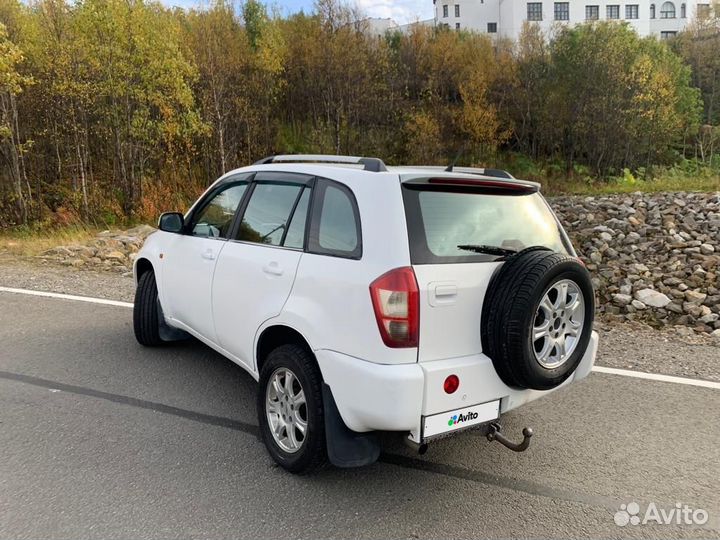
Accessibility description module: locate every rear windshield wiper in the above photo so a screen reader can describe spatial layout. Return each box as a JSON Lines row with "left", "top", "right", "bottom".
{"left": 456, "top": 244, "right": 517, "bottom": 257}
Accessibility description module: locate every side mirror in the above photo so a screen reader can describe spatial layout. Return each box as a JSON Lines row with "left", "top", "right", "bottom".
{"left": 158, "top": 212, "right": 184, "bottom": 233}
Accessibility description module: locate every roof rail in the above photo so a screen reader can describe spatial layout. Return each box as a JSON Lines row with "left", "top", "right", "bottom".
{"left": 253, "top": 154, "right": 388, "bottom": 173}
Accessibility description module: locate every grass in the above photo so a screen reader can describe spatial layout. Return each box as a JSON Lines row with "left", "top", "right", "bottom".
{"left": 0, "top": 225, "right": 100, "bottom": 257}
{"left": 541, "top": 174, "right": 720, "bottom": 196}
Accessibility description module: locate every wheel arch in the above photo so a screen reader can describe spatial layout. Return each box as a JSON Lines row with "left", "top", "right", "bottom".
{"left": 133, "top": 257, "right": 154, "bottom": 286}
{"left": 255, "top": 324, "right": 318, "bottom": 377}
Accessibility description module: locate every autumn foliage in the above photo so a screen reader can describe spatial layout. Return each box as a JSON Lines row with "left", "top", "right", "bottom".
{"left": 0, "top": 0, "right": 709, "bottom": 227}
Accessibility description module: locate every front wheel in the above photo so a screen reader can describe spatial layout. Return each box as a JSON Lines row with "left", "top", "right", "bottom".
{"left": 133, "top": 270, "right": 163, "bottom": 347}
{"left": 257, "top": 345, "right": 328, "bottom": 473}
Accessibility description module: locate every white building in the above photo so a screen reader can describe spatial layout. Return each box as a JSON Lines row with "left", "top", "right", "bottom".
{"left": 362, "top": 17, "right": 435, "bottom": 38}
{"left": 433, "top": 0, "right": 711, "bottom": 39}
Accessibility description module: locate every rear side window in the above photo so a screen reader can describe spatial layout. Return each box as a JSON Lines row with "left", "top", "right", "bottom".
{"left": 308, "top": 180, "right": 361, "bottom": 259}
{"left": 282, "top": 187, "right": 310, "bottom": 249}
{"left": 237, "top": 183, "right": 304, "bottom": 246}
{"left": 403, "top": 186, "right": 568, "bottom": 264}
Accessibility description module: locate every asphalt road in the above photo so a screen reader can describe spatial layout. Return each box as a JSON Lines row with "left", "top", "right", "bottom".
{"left": 1, "top": 291, "right": 718, "bottom": 539}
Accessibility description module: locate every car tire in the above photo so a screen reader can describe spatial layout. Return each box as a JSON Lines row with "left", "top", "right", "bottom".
{"left": 257, "top": 344, "right": 328, "bottom": 474}
{"left": 481, "top": 248, "right": 595, "bottom": 391}
{"left": 133, "top": 270, "right": 164, "bottom": 347}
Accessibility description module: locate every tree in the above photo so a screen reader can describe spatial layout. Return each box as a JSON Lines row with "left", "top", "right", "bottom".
{"left": 0, "top": 22, "right": 33, "bottom": 224}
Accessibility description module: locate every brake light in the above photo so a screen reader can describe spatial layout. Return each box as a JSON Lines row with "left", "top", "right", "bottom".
{"left": 428, "top": 177, "right": 538, "bottom": 193}
{"left": 369, "top": 267, "right": 419, "bottom": 348}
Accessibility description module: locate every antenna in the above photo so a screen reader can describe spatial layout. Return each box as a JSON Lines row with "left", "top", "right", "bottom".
{"left": 445, "top": 142, "right": 468, "bottom": 172}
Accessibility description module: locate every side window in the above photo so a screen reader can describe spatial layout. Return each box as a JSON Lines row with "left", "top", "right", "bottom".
{"left": 283, "top": 187, "right": 310, "bottom": 249}
{"left": 308, "top": 180, "right": 361, "bottom": 259}
{"left": 191, "top": 183, "right": 248, "bottom": 238}
{"left": 237, "top": 183, "right": 304, "bottom": 246}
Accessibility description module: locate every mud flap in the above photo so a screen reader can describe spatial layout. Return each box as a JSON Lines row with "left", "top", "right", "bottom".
{"left": 322, "top": 383, "right": 380, "bottom": 468}
{"left": 156, "top": 299, "right": 190, "bottom": 342}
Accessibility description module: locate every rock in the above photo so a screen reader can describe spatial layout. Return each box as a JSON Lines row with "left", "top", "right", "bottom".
{"left": 105, "top": 251, "right": 126, "bottom": 262}
{"left": 684, "top": 290, "right": 707, "bottom": 304}
{"left": 613, "top": 293, "right": 632, "bottom": 306}
{"left": 631, "top": 299, "right": 646, "bottom": 310}
{"left": 634, "top": 289, "right": 671, "bottom": 308}
{"left": 700, "top": 243, "right": 715, "bottom": 254}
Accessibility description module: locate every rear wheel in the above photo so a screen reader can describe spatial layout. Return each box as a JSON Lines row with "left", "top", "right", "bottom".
{"left": 133, "top": 270, "right": 163, "bottom": 347}
{"left": 257, "top": 345, "right": 327, "bottom": 473}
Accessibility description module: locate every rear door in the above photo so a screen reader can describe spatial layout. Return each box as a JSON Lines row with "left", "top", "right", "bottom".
{"left": 401, "top": 178, "right": 571, "bottom": 362}
{"left": 211, "top": 172, "right": 312, "bottom": 371}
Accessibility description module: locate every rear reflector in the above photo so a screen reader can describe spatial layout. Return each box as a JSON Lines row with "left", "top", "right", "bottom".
{"left": 369, "top": 267, "right": 419, "bottom": 348}
{"left": 444, "top": 374, "right": 460, "bottom": 394}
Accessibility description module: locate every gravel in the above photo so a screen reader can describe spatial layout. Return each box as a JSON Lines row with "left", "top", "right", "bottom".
{"left": 1, "top": 257, "right": 717, "bottom": 383}
{"left": 0, "top": 257, "right": 135, "bottom": 302}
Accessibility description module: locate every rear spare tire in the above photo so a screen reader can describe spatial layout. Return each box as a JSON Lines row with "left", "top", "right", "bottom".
{"left": 481, "top": 248, "right": 594, "bottom": 391}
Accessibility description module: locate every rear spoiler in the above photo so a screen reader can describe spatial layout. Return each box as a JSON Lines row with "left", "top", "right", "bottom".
{"left": 403, "top": 176, "right": 540, "bottom": 195}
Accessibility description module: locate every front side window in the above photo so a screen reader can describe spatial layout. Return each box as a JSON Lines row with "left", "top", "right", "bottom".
{"left": 527, "top": 2, "right": 543, "bottom": 20}
{"left": 626, "top": 4, "right": 639, "bottom": 18}
{"left": 455, "top": 22, "right": 461, "bottom": 29}
{"left": 455, "top": 4, "right": 460, "bottom": 16}
{"left": 237, "top": 183, "right": 305, "bottom": 247}
{"left": 697, "top": 3, "right": 710, "bottom": 18}
{"left": 308, "top": 180, "right": 361, "bottom": 259}
{"left": 660, "top": 1, "right": 676, "bottom": 17}
{"left": 660, "top": 30, "right": 677, "bottom": 38}
{"left": 554, "top": 2, "right": 569, "bottom": 19}
{"left": 607, "top": 4, "right": 620, "bottom": 18}
{"left": 586, "top": 5, "right": 599, "bottom": 19}
{"left": 443, "top": 4, "right": 448, "bottom": 17}
{"left": 487, "top": 22, "right": 498, "bottom": 32}
{"left": 190, "top": 183, "right": 248, "bottom": 238}
{"left": 650, "top": 3, "right": 656, "bottom": 17}
{"left": 681, "top": 3, "right": 686, "bottom": 16}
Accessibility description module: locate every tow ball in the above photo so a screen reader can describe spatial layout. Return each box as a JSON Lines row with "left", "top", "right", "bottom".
{"left": 486, "top": 422, "right": 534, "bottom": 452}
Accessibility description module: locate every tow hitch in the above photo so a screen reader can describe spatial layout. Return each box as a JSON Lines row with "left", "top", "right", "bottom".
{"left": 486, "top": 422, "right": 533, "bottom": 452}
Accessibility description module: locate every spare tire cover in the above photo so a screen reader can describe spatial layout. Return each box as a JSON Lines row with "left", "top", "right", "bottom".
{"left": 481, "top": 247, "right": 595, "bottom": 391}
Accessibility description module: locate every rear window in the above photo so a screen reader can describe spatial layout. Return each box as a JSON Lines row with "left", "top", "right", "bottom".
{"left": 402, "top": 186, "right": 569, "bottom": 264}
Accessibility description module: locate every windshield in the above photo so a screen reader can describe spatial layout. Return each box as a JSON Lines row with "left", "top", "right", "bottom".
{"left": 402, "top": 186, "right": 570, "bottom": 264}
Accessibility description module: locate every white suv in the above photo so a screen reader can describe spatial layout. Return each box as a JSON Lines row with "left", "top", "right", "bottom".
{"left": 133, "top": 154, "right": 599, "bottom": 473}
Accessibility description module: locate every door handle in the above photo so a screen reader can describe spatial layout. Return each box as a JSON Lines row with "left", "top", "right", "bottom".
{"left": 262, "top": 262, "right": 283, "bottom": 276}
{"left": 201, "top": 248, "right": 215, "bottom": 260}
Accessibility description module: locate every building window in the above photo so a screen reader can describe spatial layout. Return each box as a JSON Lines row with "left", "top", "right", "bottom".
{"left": 681, "top": 3, "right": 686, "bottom": 16}
{"left": 660, "top": 1, "right": 676, "bottom": 17}
{"left": 697, "top": 3, "right": 710, "bottom": 17}
{"left": 487, "top": 22, "right": 498, "bottom": 32}
{"left": 527, "top": 2, "right": 543, "bottom": 20}
{"left": 650, "top": 3, "right": 656, "bottom": 17}
{"left": 443, "top": 4, "right": 448, "bottom": 17}
{"left": 660, "top": 30, "right": 677, "bottom": 38}
{"left": 585, "top": 5, "right": 599, "bottom": 19}
{"left": 554, "top": 2, "right": 570, "bottom": 20}
{"left": 607, "top": 4, "right": 620, "bottom": 18}
{"left": 455, "top": 22, "right": 461, "bottom": 29}
{"left": 455, "top": 4, "right": 460, "bottom": 16}
{"left": 626, "top": 4, "right": 639, "bottom": 18}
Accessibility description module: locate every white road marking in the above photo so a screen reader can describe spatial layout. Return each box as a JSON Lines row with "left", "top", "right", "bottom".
{"left": 0, "top": 286, "right": 133, "bottom": 308}
{"left": 1, "top": 285, "right": 718, "bottom": 390}
{"left": 592, "top": 365, "right": 720, "bottom": 390}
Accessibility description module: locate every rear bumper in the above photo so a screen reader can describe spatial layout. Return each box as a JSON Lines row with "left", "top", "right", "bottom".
{"left": 316, "top": 330, "right": 599, "bottom": 442}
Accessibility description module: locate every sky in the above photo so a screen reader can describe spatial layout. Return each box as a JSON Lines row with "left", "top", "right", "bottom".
{"left": 162, "top": 0, "right": 433, "bottom": 25}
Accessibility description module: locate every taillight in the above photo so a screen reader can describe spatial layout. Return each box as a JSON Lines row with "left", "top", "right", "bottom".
{"left": 369, "top": 267, "right": 419, "bottom": 348}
